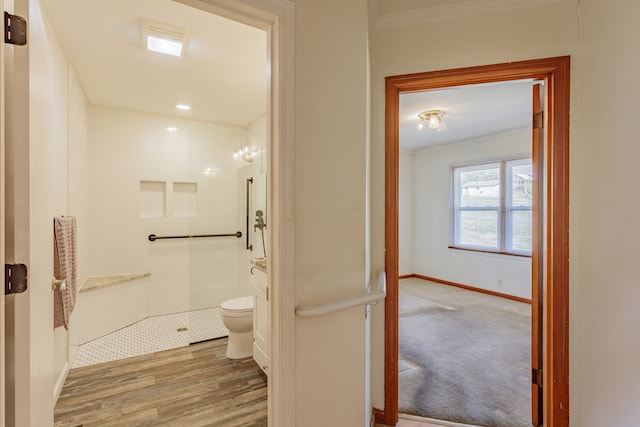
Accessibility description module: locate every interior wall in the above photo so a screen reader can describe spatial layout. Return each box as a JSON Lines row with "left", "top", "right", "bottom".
{"left": 369, "top": 0, "right": 578, "bottom": 414}
{"left": 86, "top": 106, "right": 250, "bottom": 318}
{"left": 398, "top": 150, "right": 413, "bottom": 276}
{"left": 572, "top": 0, "right": 640, "bottom": 423}
{"left": 4, "top": 0, "right": 87, "bottom": 424}
{"left": 293, "top": 0, "right": 369, "bottom": 425}
{"left": 53, "top": 62, "right": 88, "bottom": 398}
{"left": 408, "top": 128, "right": 532, "bottom": 299}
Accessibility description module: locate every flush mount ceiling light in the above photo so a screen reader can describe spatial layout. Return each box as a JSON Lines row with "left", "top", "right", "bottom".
{"left": 143, "top": 20, "right": 189, "bottom": 58}
{"left": 418, "top": 109, "right": 446, "bottom": 132}
{"left": 175, "top": 104, "right": 191, "bottom": 111}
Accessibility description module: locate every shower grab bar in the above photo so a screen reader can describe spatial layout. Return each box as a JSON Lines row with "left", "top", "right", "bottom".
{"left": 148, "top": 232, "right": 242, "bottom": 242}
{"left": 246, "top": 177, "right": 253, "bottom": 251}
{"left": 295, "top": 271, "right": 386, "bottom": 317}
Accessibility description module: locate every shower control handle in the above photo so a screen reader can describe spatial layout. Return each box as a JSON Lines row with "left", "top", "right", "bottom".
{"left": 254, "top": 210, "right": 266, "bottom": 231}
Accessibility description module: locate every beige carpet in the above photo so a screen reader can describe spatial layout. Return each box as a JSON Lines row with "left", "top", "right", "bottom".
{"left": 399, "top": 278, "right": 532, "bottom": 427}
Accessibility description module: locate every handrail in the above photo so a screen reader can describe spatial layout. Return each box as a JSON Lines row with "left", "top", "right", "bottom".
{"left": 148, "top": 232, "right": 242, "bottom": 242}
{"left": 295, "top": 271, "right": 386, "bottom": 318}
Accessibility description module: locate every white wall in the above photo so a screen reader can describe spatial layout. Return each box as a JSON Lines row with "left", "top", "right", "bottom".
{"left": 407, "top": 128, "right": 532, "bottom": 299}
{"left": 86, "top": 106, "right": 251, "bottom": 318}
{"left": 247, "top": 114, "right": 268, "bottom": 260}
{"left": 293, "top": 0, "right": 370, "bottom": 426}
{"left": 4, "top": 0, "right": 88, "bottom": 425}
{"left": 53, "top": 64, "right": 87, "bottom": 398}
{"left": 398, "top": 150, "right": 413, "bottom": 276}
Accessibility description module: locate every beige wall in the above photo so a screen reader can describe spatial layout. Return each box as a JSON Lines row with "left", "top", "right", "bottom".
{"left": 4, "top": 0, "right": 88, "bottom": 425}
{"left": 293, "top": 0, "right": 370, "bottom": 425}
{"left": 371, "top": 0, "right": 640, "bottom": 424}
{"left": 571, "top": 0, "right": 640, "bottom": 423}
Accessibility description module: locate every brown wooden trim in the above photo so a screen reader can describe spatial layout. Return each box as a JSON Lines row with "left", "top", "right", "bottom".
{"left": 376, "top": 71, "right": 401, "bottom": 427}
{"left": 411, "top": 274, "right": 532, "bottom": 304}
{"left": 447, "top": 245, "right": 532, "bottom": 258}
{"left": 378, "top": 56, "right": 570, "bottom": 427}
{"left": 398, "top": 274, "right": 415, "bottom": 279}
{"left": 545, "top": 55, "right": 571, "bottom": 427}
{"left": 531, "top": 82, "right": 544, "bottom": 425}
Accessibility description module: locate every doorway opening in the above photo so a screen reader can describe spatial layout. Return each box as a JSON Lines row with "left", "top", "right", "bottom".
{"left": 16, "top": 0, "right": 296, "bottom": 425}
{"left": 397, "top": 79, "right": 536, "bottom": 426}
{"left": 377, "top": 57, "right": 570, "bottom": 427}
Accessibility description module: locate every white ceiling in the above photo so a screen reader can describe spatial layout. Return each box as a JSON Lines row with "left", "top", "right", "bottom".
{"left": 40, "top": 1, "right": 532, "bottom": 144}
{"left": 40, "top": 0, "right": 267, "bottom": 127}
{"left": 399, "top": 80, "right": 535, "bottom": 151}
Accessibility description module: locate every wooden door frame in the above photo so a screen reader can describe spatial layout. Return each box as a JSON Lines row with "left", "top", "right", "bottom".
{"left": 376, "top": 56, "right": 570, "bottom": 426}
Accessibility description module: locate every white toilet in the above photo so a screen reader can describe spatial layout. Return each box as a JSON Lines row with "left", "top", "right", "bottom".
{"left": 220, "top": 296, "right": 254, "bottom": 359}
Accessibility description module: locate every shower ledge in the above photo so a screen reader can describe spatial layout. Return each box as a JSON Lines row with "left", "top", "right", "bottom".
{"left": 80, "top": 273, "right": 151, "bottom": 293}
{"left": 250, "top": 257, "right": 267, "bottom": 272}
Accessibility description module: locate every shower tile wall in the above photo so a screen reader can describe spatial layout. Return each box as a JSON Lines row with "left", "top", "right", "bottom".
{"left": 86, "top": 106, "right": 252, "bottom": 319}
{"left": 246, "top": 115, "right": 268, "bottom": 260}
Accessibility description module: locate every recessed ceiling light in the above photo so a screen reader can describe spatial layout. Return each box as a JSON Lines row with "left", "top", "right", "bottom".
{"left": 142, "top": 20, "right": 189, "bottom": 58}
{"left": 166, "top": 127, "right": 178, "bottom": 132}
{"left": 176, "top": 104, "right": 191, "bottom": 111}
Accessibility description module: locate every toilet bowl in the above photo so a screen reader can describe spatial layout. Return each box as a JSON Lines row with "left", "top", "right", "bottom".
{"left": 220, "top": 296, "right": 254, "bottom": 359}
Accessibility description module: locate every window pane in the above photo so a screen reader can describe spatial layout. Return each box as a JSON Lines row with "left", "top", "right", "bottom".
{"left": 510, "top": 162, "right": 533, "bottom": 207}
{"left": 459, "top": 210, "right": 498, "bottom": 248}
{"left": 511, "top": 210, "right": 532, "bottom": 252}
{"left": 459, "top": 166, "right": 500, "bottom": 207}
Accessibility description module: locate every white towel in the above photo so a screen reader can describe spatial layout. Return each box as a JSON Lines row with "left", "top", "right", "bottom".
{"left": 53, "top": 216, "right": 78, "bottom": 329}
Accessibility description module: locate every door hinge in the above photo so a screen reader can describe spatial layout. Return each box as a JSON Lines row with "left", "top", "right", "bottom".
{"left": 266, "top": 286, "right": 269, "bottom": 301}
{"left": 533, "top": 111, "right": 544, "bottom": 129}
{"left": 4, "top": 12, "right": 27, "bottom": 46}
{"left": 5, "top": 263, "right": 28, "bottom": 295}
{"left": 532, "top": 368, "right": 543, "bottom": 388}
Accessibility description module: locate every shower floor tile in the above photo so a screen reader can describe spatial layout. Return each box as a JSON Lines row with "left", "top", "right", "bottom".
{"left": 72, "top": 307, "right": 228, "bottom": 368}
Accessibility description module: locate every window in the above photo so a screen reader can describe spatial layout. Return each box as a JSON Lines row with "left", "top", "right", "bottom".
{"left": 451, "top": 157, "right": 533, "bottom": 255}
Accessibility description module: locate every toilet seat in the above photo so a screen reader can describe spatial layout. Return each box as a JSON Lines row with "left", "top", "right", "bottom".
{"left": 221, "top": 296, "right": 253, "bottom": 313}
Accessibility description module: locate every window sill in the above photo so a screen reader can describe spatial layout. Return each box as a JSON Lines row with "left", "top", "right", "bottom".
{"left": 448, "top": 245, "right": 532, "bottom": 258}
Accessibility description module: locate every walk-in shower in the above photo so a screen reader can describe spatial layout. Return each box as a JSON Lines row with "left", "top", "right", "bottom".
{"left": 70, "top": 111, "right": 268, "bottom": 368}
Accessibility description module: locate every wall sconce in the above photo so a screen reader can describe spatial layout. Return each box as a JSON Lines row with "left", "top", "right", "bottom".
{"left": 234, "top": 146, "right": 261, "bottom": 163}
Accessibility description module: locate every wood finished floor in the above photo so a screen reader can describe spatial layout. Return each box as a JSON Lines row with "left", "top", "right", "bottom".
{"left": 54, "top": 338, "right": 267, "bottom": 427}
{"left": 376, "top": 418, "right": 449, "bottom": 427}
{"left": 377, "top": 416, "right": 466, "bottom": 427}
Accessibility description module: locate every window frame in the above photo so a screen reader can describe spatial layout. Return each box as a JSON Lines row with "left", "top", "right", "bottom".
{"left": 450, "top": 155, "right": 533, "bottom": 257}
